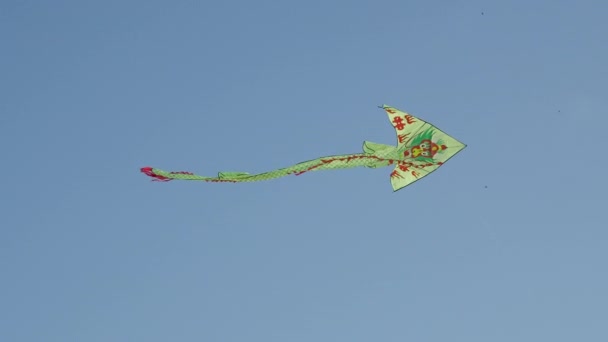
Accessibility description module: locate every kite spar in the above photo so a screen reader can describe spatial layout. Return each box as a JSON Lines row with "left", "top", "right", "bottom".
{"left": 140, "top": 105, "right": 466, "bottom": 192}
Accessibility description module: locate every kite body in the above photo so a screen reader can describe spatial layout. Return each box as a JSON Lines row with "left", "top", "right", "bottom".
{"left": 141, "top": 105, "right": 466, "bottom": 191}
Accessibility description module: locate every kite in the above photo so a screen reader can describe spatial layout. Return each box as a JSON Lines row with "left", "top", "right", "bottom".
{"left": 140, "top": 105, "right": 466, "bottom": 191}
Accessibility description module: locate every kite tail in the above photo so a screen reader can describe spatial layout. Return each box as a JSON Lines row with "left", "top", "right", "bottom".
{"left": 140, "top": 167, "right": 205, "bottom": 182}
{"left": 140, "top": 153, "right": 395, "bottom": 184}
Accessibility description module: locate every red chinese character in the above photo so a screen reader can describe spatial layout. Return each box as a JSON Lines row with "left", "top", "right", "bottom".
{"left": 390, "top": 170, "right": 404, "bottom": 179}
{"left": 398, "top": 133, "right": 410, "bottom": 143}
{"left": 392, "top": 116, "right": 405, "bottom": 130}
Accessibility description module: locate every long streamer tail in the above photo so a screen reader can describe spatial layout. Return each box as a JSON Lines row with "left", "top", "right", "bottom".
{"left": 140, "top": 153, "right": 395, "bottom": 184}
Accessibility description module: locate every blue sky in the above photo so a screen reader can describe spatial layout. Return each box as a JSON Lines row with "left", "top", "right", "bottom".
{"left": 1, "top": 1, "right": 607, "bottom": 341}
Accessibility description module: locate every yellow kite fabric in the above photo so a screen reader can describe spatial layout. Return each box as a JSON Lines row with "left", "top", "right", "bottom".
{"left": 141, "top": 105, "right": 466, "bottom": 192}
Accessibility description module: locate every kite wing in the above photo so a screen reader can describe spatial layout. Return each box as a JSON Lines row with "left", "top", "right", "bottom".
{"left": 380, "top": 105, "right": 466, "bottom": 191}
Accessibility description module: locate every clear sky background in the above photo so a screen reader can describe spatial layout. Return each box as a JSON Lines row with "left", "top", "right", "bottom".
{"left": 1, "top": 1, "right": 607, "bottom": 341}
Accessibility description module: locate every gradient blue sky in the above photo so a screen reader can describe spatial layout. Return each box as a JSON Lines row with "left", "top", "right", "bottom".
{"left": 2, "top": 1, "right": 607, "bottom": 341}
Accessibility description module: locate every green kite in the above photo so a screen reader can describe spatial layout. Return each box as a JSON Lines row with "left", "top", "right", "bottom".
{"left": 140, "top": 105, "right": 466, "bottom": 191}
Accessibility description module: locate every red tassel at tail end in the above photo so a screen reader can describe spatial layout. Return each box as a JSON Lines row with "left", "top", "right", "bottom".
{"left": 140, "top": 166, "right": 171, "bottom": 182}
